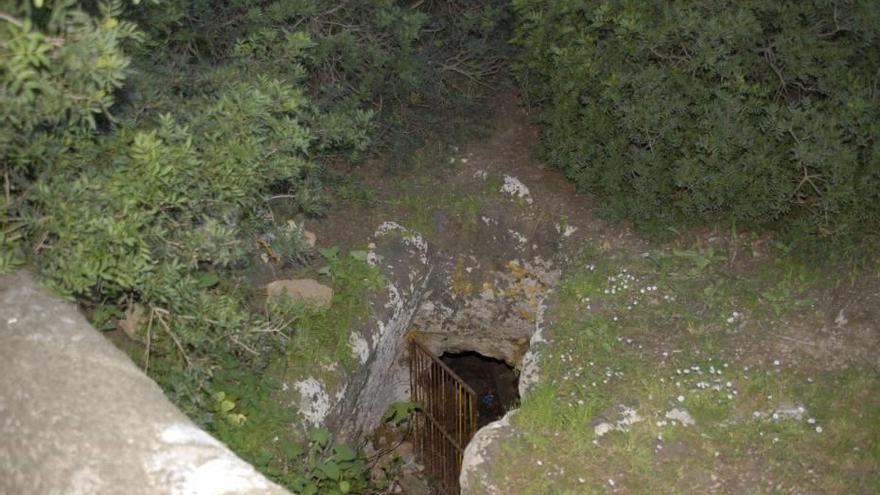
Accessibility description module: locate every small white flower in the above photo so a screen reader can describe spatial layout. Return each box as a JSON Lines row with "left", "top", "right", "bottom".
{"left": 773, "top": 360, "right": 781, "bottom": 366}
{"left": 608, "top": 479, "right": 615, "bottom": 487}
{"left": 816, "top": 426, "right": 823, "bottom": 433}
{"left": 677, "top": 395, "right": 685, "bottom": 402}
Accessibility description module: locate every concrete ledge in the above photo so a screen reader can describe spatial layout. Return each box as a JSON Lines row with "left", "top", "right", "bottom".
{"left": 0, "top": 271, "right": 290, "bottom": 495}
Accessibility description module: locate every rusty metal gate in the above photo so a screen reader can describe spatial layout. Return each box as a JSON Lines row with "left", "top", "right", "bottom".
{"left": 410, "top": 339, "right": 478, "bottom": 494}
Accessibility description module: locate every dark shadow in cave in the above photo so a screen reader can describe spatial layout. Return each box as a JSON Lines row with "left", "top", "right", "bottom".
{"left": 441, "top": 351, "right": 519, "bottom": 428}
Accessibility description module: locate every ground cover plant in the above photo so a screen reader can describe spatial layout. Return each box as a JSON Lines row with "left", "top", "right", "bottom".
{"left": 486, "top": 239, "right": 879, "bottom": 493}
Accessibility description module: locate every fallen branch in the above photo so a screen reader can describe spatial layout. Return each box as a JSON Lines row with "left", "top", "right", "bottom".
{"left": 776, "top": 334, "right": 817, "bottom": 347}
{"left": 151, "top": 306, "right": 193, "bottom": 368}
{"left": 231, "top": 336, "right": 259, "bottom": 356}
{"left": 0, "top": 12, "right": 64, "bottom": 47}
{"left": 143, "top": 306, "right": 154, "bottom": 372}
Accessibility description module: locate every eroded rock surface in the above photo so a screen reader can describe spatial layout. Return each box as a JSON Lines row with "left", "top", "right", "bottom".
{"left": 460, "top": 412, "right": 518, "bottom": 494}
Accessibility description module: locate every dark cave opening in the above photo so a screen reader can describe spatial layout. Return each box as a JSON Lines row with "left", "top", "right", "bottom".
{"left": 441, "top": 351, "right": 519, "bottom": 428}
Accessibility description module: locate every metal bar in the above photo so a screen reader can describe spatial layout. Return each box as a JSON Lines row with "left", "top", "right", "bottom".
{"left": 411, "top": 340, "right": 478, "bottom": 396}
{"left": 409, "top": 338, "right": 477, "bottom": 494}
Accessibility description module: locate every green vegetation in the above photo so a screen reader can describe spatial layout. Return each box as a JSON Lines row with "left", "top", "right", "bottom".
{"left": 4, "top": 0, "right": 879, "bottom": 493}
{"left": 273, "top": 249, "right": 384, "bottom": 388}
{"left": 2, "top": 1, "right": 507, "bottom": 492}
{"left": 513, "top": 0, "right": 880, "bottom": 253}
{"left": 209, "top": 366, "right": 380, "bottom": 495}
{"left": 487, "top": 242, "right": 879, "bottom": 493}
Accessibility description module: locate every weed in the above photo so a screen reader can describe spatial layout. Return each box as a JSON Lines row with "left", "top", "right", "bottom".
{"left": 330, "top": 175, "right": 379, "bottom": 208}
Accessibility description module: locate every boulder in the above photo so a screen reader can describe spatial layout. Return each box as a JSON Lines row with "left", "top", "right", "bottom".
{"left": 266, "top": 278, "right": 334, "bottom": 308}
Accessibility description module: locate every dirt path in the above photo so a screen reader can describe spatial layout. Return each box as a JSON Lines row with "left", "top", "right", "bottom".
{"left": 312, "top": 92, "right": 642, "bottom": 258}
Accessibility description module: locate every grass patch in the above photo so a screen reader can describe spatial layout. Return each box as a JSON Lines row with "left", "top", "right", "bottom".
{"left": 389, "top": 173, "right": 495, "bottom": 236}
{"left": 271, "top": 251, "right": 383, "bottom": 392}
{"left": 484, "top": 244, "right": 880, "bottom": 493}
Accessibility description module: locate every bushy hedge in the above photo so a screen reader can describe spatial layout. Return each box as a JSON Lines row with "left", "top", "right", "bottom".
{"left": 2, "top": 0, "right": 508, "bottom": 465}
{"left": 129, "top": 0, "right": 511, "bottom": 156}
{"left": 513, "top": 0, "right": 880, "bottom": 249}
{"left": 2, "top": 2, "right": 508, "bottom": 490}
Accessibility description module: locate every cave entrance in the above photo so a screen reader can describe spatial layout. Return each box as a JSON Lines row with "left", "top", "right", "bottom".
{"left": 440, "top": 351, "right": 519, "bottom": 428}
{"left": 409, "top": 339, "right": 521, "bottom": 493}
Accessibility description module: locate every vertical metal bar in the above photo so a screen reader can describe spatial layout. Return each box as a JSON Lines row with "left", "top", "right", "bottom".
{"left": 409, "top": 339, "right": 482, "bottom": 494}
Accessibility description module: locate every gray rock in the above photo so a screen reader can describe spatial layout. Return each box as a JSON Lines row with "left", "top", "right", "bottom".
{"left": 460, "top": 412, "right": 517, "bottom": 494}
{"left": 266, "top": 278, "right": 334, "bottom": 308}
{"left": 773, "top": 404, "right": 806, "bottom": 421}
{"left": 665, "top": 408, "right": 696, "bottom": 427}
{"left": 398, "top": 472, "right": 431, "bottom": 495}
{"left": 0, "top": 271, "right": 290, "bottom": 495}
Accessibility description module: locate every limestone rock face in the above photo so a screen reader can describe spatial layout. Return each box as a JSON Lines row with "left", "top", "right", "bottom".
{"left": 460, "top": 412, "right": 517, "bottom": 494}
{"left": 328, "top": 222, "right": 433, "bottom": 439}
{"left": 0, "top": 271, "right": 291, "bottom": 495}
{"left": 266, "top": 278, "right": 334, "bottom": 308}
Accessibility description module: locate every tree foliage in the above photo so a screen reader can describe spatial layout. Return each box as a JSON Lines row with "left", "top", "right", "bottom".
{"left": 2, "top": 1, "right": 507, "bottom": 491}
{"left": 513, "top": 0, "right": 880, "bottom": 252}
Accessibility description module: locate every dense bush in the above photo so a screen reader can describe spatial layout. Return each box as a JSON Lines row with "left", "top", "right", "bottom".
{"left": 513, "top": 0, "right": 880, "bottom": 250}
{"left": 2, "top": 2, "right": 507, "bottom": 491}
{"left": 128, "top": 0, "right": 511, "bottom": 158}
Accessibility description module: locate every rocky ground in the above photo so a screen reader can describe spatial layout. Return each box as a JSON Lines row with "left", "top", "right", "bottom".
{"left": 260, "top": 92, "right": 878, "bottom": 494}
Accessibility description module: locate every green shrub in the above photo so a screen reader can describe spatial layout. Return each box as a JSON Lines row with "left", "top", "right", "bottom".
{"left": 1, "top": 0, "right": 142, "bottom": 271}
{"left": 209, "top": 366, "right": 376, "bottom": 495}
{"left": 513, "top": 0, "right": 880, "bottom": 251}
{"left": 2, "top": 2, "right": 507, "bottom": 491}
{"left": 129, "top": 0, "right": 511, "bottom": 160}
